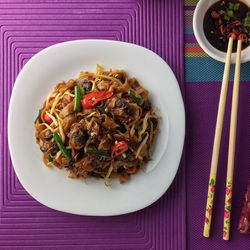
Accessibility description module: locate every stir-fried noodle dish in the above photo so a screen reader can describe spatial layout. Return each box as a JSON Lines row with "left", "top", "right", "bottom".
{"left": 35, "top": 65, "right": 159, "bottom": 185}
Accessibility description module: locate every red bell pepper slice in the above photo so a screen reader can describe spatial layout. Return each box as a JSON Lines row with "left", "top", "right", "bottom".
{"left": 111, "top": 141, "right": 129, "bottom": 158}
{"left": 41, "top": 97, "right": 54, "bottom": 124}
{"left": 41, "top": 110, "right": 53, "bottom": 124}
{"left": 81, "top": 91, "right": 113, "bottom": 109}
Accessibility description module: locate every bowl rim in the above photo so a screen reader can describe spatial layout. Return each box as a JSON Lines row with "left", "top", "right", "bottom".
{"left": 193, "top": 0, "right": 250, "bottom": 63}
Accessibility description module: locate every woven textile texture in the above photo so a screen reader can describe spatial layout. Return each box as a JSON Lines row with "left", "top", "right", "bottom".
{"left": 185, "top": 0, "right": 250, "bottom": 249}
{"left": 0, "top": 0, "right": 185, "bottom": 249}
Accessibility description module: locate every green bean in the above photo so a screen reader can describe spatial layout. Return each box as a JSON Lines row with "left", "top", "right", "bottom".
{"left": 128, "top": 88, "right": 144, "bottom": 106}
{"left": 53, "top": 132, "right": 72, "bottom": 161}
{"left": 74, "top": 85, "right": 82, "bottom": 112}
{"left": 85, "top": 149, "right": 110, "bottom": 158}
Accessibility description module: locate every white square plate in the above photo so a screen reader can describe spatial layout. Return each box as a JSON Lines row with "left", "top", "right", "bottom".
{"left": 8, "top": 40, "right": 185, "bottom": 216}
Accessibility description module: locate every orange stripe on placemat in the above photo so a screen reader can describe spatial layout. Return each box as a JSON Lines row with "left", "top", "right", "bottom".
{"left": 185, "top": 47, "right": 204, "bottom": 53}
{"left": 185, "top": 52, "right": 208, "bottom": 58}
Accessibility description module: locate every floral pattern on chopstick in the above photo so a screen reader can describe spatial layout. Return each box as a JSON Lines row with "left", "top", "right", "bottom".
{"left": 204, "top": 176, "right": 216, "bottom": 237}
{"left": 223, "top": 179, "right": 232, "bottom": 240}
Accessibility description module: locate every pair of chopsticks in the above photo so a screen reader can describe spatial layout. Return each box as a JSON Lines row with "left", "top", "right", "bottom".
{"left": 203, "top": 33, "right": 243, "bottom": 240}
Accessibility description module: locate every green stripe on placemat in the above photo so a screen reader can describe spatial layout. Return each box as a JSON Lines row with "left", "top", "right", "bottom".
{"left": 184, "top": 0, "right": 199, "bottom": 6}
{"left": 185, "top": 28, "right": 194, "bottom": 35}
{"left": 186, "top": 58, "right": 250, "bottom": 82}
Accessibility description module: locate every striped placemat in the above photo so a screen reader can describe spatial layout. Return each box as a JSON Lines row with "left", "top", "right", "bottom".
{"left": 185, "top": 0, "right": 250, "bottom": 249}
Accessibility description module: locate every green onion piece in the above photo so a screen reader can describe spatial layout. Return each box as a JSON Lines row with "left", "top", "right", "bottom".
{"left": 74, "top": 85, "right": 82, "bottom": 112}
{"left": 53, "top": 132, "right": 72, "bottom": 161}
{"left": 47, "top": 153, "right": 53, "bottom": 162}
{"left": 128, "top": 88, "right": 144, "bottom": 106}
{"left": 244, "top": 16, "right": 250, "bottom": 27}
{"left": 234, "top": 3, "right": 240, "bottom": 11}
{"left": 85, "top": 149, "right": 110, "bottom": 158}
{"left": 219, "top": 10, "right": 225, "bottom": 15}
{"left": 227, "top": 10, "right": 234, "bottom": 18}
{"left": 224, "top": 15, "right": 230, "bottom": 21}
{"left": 228, "top": 2, "right": 234, "bottom": 10}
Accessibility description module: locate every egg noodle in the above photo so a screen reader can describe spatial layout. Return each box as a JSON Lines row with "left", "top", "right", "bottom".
{"left": 35, "top": 65, "right": 159, "bottom": 185}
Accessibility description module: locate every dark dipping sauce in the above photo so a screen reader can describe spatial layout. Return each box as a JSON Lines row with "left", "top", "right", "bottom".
{"left": 203, "top": 0, "right": 250, "bottom": 52}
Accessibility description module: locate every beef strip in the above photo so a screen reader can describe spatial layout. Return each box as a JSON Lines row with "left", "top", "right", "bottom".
{"left": 68, "top": 123, "right": 89, "bottom": 150}
{"left": 40, "top": 140, "right": 58, "bottom": 155}
{"left": 77, "top": 78, "right": 92, "bottom": 92}
{"left": 60, "top": 102, "right": 74, "bottom": 118}
{"left": 61, "top": 114, "right": 77, "bottom": 133}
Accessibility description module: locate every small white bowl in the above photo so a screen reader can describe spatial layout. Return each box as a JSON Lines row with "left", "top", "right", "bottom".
{"left": 193, "top": 0, "right": 250, "bottom": 63}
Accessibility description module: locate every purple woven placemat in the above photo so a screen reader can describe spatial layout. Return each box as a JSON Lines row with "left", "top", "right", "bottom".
{"left": 186, "top": 83, "right": 250, "bottom": 250}
{"left": 0, "top": 0, "right": 185, "bottom": 249}
{"left": 185, "top": 0, "right": 250, "bottom": 248}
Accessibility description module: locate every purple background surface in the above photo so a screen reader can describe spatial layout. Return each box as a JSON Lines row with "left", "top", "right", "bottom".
{"left": 0, "top": 0, "right": 185, "bottom": 249}
{"left": 186, "top": 82, "right": 250, "bottom": 249}
{"left": 184, "top": 0, "right": 250, "bottom": 248}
